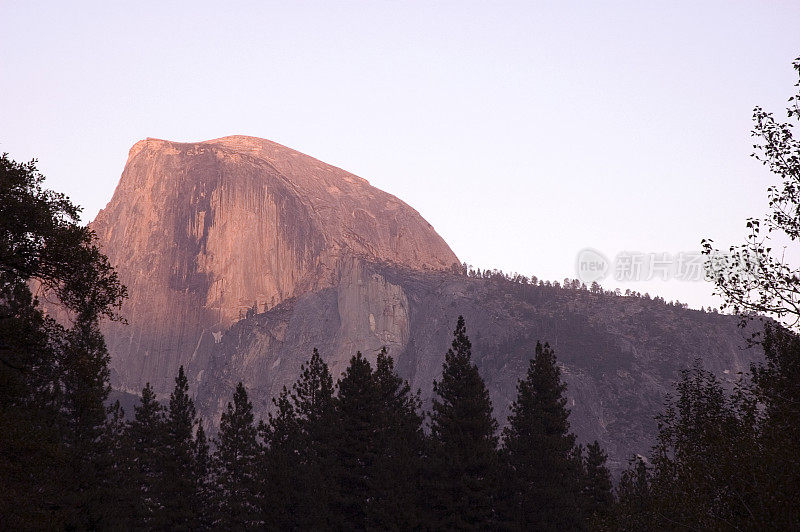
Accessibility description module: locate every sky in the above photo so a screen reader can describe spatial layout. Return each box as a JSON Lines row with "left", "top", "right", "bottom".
{"left": 2, "top": 1, "right": 799, "bottom": 310}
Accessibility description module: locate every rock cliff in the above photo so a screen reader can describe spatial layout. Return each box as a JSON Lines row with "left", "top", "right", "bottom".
{"left": 92, "top": 136, "right": 458, "bottom": 393}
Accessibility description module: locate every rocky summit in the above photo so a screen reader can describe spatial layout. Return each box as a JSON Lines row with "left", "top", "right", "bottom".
{"left": 92, "top": 136, "right": 458, "bottom": 394}
{"left": 94, "top": 136, "right": 761, "bottom": 470}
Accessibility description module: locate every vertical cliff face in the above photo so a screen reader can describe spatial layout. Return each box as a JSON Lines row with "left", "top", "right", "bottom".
{"left": 92, "top": 136, "right": 458, "bottom": 393}
{"left": 196, "top": 258, "right": 415, "bottom": 419}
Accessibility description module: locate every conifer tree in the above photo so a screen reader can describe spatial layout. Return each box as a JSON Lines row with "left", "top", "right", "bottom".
{"left": 646, "top": 364, "right": 760, "bottom": 528}
{"left": 193, "top": 421, "right": 213, "bottom": 529}
{"left": 127, "top": 383, "right": 166, "bottom": 524}
{"left": 160, "top": 366, "right": 200, "bottom": 529}
{"left": 369, "top": 347, "right": 425, "bottom": 529}
{"left": 328, "top": 352, "right": 380, "bottom": 529}
{"left": 751, "top": 323, "right": 800, "bottom": 527}
{"left": 583, "top": 440, "right": 614, "bottom": 522}
{"left": 260, "top": 350, "right": 336, "bottom": 528}
{"left": 288, "top": 348, "right": 337, "bottom": 528}
{"left": 260, "top": 348, "right": 425, "bottom": 529}
{"left": 97, "top": 400, "right": 140, "bottom": 529}
{"left": 611, "top": 457, "right": 652, "bottom": 530}
{"left": 0, "top": 280, "right": 63, "bottom": 528}
{"left": 212, "top": 382, "right": 262, "bottom": 529}
{"left": 59, "top": 318, "right": 118, "bottom": 528}
{"left": 292, "top": 348, "right": 336, "bottom": 427}
{"left": 501, "top": 341, "right": 583, "bottom": 530}
{"left": 260, "top": 387, "right": 302, "bottom": 529}
{"left": 427, "top": 316, "right": 499, "bottom": 529}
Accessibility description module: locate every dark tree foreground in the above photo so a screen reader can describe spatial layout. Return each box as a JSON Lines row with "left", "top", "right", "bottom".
{"left": 0, "top": 154, "right": 126, "bottom": 528}
{"left": 425, "top": 316, "right": 500, "bottom": 528}
{"left": 501, "top": 341, "right": 586, "bottom": 530}
{"left": 605, "top": 56, "right": 800, "bottom": 530}
{"left": 213, "top": 382, "right": 262, "bottom": 528}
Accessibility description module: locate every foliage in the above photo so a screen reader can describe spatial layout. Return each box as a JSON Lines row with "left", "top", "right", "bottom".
{"left": 648, "top": 364, "right": 759, "bottom": 528}
{"left": 426, "top": 315, "right": 500, "bottom": 529}
{"left": 703, "top": 56, "right": 800, "bottom": 329}
{"left": 606, "top": 57, "right": 800, "bottom": 531}
{"left": 0, "top": 154, "right": 126, "bottom": 528}
{"left": 501, "top": 341, "right": 584, "bottom": 530}
{"left": 127, "top": 383, "right": 167, "bottom": 525}
{"left": 212, "top": 382, "right": 262, "bottom": 529}
{"left": 583, "top": 440, "right": 614, "bottom": 522}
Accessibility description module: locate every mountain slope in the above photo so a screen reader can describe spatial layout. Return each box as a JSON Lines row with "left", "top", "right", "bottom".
{"left": 194, "top": 260, "right": 761, "bottom": 471}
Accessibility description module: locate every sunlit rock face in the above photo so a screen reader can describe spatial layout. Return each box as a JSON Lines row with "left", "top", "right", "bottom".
{"left": 91, "top": 136, "right": 458, "bottom": 394}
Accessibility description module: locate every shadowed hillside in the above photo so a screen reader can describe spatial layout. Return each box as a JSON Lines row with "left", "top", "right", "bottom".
{"left": 195, "top": 260, "right": 761, "bottom": 472}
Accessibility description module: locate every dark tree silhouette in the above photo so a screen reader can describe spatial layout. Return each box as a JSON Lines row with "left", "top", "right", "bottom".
{"left": 127, "top": 383, "right": 166, "bottom": 525}
{"left": 212, "top": 382, "right": 262, "bottom": 529}
{"left": 160, "top": 366, "right": 201, "bottom": 529}
{"left": 426, "top": 316, "right": 499, "bottom": 529}
{"left": 0, "top": 154, "right": 126, "bottom": 528}
{"left": 501, "top": 341, "right": 583, "bottom": 530}
{"left": 583, "top": 440, "right": 614, "bottom": 522}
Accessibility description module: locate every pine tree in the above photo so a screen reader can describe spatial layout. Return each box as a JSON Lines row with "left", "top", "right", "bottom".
{"left": 262, "top": 347, "right": 426, "bottom": 529}
{"left": 159, "top": 366, "right": 200, "bottom": 530}
{"left": 57, "top": 318, "right": 114, "bottom": 528}
{"left": 426, "top": 316, "right": 499, "bottom": 529}
{"left": 501, "top": 341, "right": 583, "bottom": 530}
{"left": 583, "top": 440, "right": 614, "bottom": 522}
{"left": 260, "top": 386, "right": 302, "bottom": 529}
{"left": 292, "top": 348, "right": 336, "bottom": 427}
{"left": 369, "top": 347, "right": 425, "bottom": 529}
{"left": 288, "top": 348, "right": 337, "bottom": 528}
{"left": 127, "top": 383, "right": 167, "bottom": 525}
{"left": 193, "top": 421, "right": 213, "bottom": 529}
{"left": 328, "top": 352, "right": 380, "bottom": 529}
{"left": 611, "top": 457, "right": 652, "bottom": 531}
{"left": 97, "top": 400, "right": 140, "bottom": 529}
{"left": 0, "top": 282, "right": 67, "bottom": 528}
{"left": 261, "top": 350, "right": 335, "bottom": 529}
{"left": 752, "top": 323, "right": 800, "bottom": 527}
{"left": 645, "top": 364, "right": 761, "bottom": 528}
{"left": 212, "top": 382, "right": 262, "bottom": 529}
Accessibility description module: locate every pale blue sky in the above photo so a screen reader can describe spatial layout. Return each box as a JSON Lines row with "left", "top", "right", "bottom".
{"left": 2, "top": 1, "right": 799, "bottom": 309}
